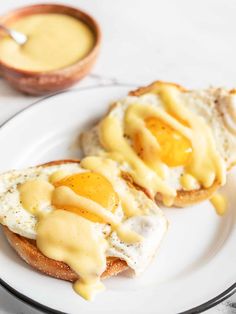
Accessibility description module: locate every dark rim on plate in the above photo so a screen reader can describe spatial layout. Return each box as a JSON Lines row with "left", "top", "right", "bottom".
{"left": 0, "top": 84, "right": 235, "bottom": 314}
{"left": 1, "top": 276, "right": 235, "bottom": 314}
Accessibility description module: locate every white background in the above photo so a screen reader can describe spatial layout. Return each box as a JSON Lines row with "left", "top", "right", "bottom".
{"left": 0, "top": 0, "right": 236, "bottom": 313}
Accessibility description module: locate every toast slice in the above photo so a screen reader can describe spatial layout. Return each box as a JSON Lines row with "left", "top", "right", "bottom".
{"left": 81, "top": 81, "right": 236, "bottom": 207}
{"left": 3, "top": 226, "right": 127, "bottom": 281}
{"left": 2, "top": 160, "right": 127, "bottom": 283}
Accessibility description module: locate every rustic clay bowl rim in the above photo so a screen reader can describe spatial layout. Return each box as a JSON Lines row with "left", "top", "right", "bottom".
{"left": 0, "top": 3, "right": 101, "bottom": 76}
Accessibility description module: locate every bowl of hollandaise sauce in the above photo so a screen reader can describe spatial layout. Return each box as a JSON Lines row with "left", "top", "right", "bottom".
{"left": 0, "top": 4, "right": 101, "bottom": 95}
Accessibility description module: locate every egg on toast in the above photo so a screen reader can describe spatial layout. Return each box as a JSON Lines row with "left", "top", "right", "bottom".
{"left": 81, "top": 81, "right": 236, "bottom": 207}
{"left": 0, "top": 159, "right": 167, "bottom": 300}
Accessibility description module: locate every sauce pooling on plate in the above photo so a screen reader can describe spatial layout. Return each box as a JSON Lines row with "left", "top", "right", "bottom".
{"left": 0, "top": 13, "right": 95, "bottom": 71}
{"left": 210, "top": 193, "right": 227, "bottom": 216}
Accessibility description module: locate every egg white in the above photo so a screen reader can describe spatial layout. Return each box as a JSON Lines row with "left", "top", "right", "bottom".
{"left": 0, "top": 162, "right": 168, "bottom": 275}
{"left": 107, "top": 214, "right": 167, "bottom": 275}
{"left": 0, "top": 163, "right": 83, "bottom": 239}
{"left": 81, "top": 88, "right": 236, "bottom": 191}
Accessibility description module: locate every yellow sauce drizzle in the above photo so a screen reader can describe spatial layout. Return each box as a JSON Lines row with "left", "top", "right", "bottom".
{"left": 81, "top": 156, "right": 149, "bottom": 217}
{"left": 54, "top": 172, "right": 119, "bottom": 216}
{"left": 49, "top": 170, "right": 71, "bottom": 184}
{"left": 36, "top": 210, "right": 107, "bottom": 300}
{"left": 52, "top": 186, "right": 141, "bottom": 244}
{"left": 19, "top": 170, "right": 143, "bottom": 300}
{"left": 52, "top": 186, "right": 120, "bottom": 226}
{"left": 0, "top": 14, "right": 95, "bottom": 72}
{"left": 19, "top": 179, "right": 54, "bottom": 216}
{"left": 210, "top": 193, "right": 227, "bottom": 216}
{"left": 180, "top": 173, "right": 198, "bottom": 191}
{"left": 99, "top": 115, "right": 176, "bottom": 198}
{"left": 158, "top": 84, "right": 226, "bottom": 188}
{"left": 99, "top": 83, "right": 226, "bottom": 197}
{"left": 144, "top": 117, "right": 192, "bottom": 167}
{"left": 18, "top": 162, "right": 148, "bottom": 300}
{"left": 162, "top": 195, "right": 175, "bottom": 207}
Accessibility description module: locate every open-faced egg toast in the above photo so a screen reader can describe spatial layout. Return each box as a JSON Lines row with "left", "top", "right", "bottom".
{"left": 0, "top": 158, "right": 167, "bottom": 300}
{"left": 81, "top": 81, "right": 236, "bottom": 207}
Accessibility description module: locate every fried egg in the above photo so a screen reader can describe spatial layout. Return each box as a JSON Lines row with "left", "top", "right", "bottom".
{"left": 0, "top": 160, "right": 167, "bottom": 276}
{"left": 81, "top": 84, "right": 236, "bottom": 195}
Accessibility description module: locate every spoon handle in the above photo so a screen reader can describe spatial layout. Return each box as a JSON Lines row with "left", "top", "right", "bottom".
{"left": 0, "top": 24, "right": 27, "bottom": 45}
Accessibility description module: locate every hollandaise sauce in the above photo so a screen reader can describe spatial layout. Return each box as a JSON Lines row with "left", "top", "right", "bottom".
{"left": 99, "top": 83, "right": 226, "bottom": 202}
{"left": 36, "top": 210, "right": 107, "bottom": 301}
{"left": 210, "top": 193, "right": 227, "bottom": 216}
{"left": 0, "top": 14, "right": 95, "bottom": 71}
{"left": 18, "top": 169, "right": 142, "bottom": 300}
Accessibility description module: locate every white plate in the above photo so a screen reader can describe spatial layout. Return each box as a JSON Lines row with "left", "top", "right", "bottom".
{"left": 0, "top": 85, "right": 235, "bottom": 314}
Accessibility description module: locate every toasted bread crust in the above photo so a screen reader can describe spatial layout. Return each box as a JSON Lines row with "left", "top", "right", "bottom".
{"left": 3, "top": 226, "right": 127, "bottom": 281}
{"left": 129, "top": 81, "right": 221, "bottom": 207}
{"left": 2, "top": 159, "right": 128, "bottom": 282}
{"left": 122, "top": 167, "right": 219, "bottom": 207}
{"left": 129, "top": 80, "right": 187, "bottom": 96}
{"left": 156, "top": 181, "right": 219, "bottom": 207}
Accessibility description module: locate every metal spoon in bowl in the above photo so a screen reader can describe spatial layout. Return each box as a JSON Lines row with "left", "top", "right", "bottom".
{"left": 0, "top": 24, "right": 27, "bottom": 45}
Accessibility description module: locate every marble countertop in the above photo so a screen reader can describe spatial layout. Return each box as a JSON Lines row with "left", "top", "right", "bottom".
{"left": 0, "top": 0, "right": 236, "bottom": 313}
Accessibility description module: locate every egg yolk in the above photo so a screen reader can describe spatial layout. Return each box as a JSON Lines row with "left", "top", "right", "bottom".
{"left": 54, "top": 173, "right": 119, "bottom": 222}
{"left": 135, "top": 117, "right": 192, "bottom": 167}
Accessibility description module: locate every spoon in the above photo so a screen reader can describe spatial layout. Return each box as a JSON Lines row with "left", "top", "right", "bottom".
{"left": 0, "top": 24, "right": 27, "bottom": 45}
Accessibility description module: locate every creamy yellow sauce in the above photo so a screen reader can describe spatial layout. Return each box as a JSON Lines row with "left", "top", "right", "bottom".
{"left": 19, "top": 179, "right": 54, "bottom": 216}
{"left": 52, "top": 186, "right": 120, "bottom": 226}
{"left": 210, "top": 193, "right": 227, "bottom": 216}
{"left": 99, "top": 83, "right": 226, "bottom": 198}
{"left": 49, "top": 170, "right": 71, "bottom": 184}
{"left": 99, "top": 115, "right": 176, "bottom": 198}
{"left": 54, "top": 172, "right": 119, "bottom": 216}
{"left": 180, "top": 173, "right": 198, "bottom": 191}
{"left": 36, "top": 210, "right": 107, "bottom": 300}
{"left": 0, "top": 14, "right": 95, "bottom": 72}
{"left": 18, "top": 168, "right": 142, "bottom": 300}
{"left": 52, "top": 185, "right": 141, "bottom": 244}
{"left": 18, "top": 174, "right": 141, "bottom": 244}
{"left": 158, "top": 85, "right": 225, "bottom": 188}
{"left": 81, "top": 156, "right": 150, "bottom": 217}
{"left": 162, "top": 195, "right": 175, "bottom": 207}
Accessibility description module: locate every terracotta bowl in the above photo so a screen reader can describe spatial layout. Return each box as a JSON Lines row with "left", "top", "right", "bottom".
{"left": 0, "top": 4, "right": 101, "bottom": 95}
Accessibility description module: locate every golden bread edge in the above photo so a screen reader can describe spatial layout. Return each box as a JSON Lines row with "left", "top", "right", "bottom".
{"left": 2, "top": 159, "right": 128, "bottom": 282}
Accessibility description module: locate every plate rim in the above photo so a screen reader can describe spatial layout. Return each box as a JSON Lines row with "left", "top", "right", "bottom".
{"left": 0, "top": 83, "right": 235, "bottom": 314}
{"left": 1, "top": 276, "right": 235, "bottom": 314}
